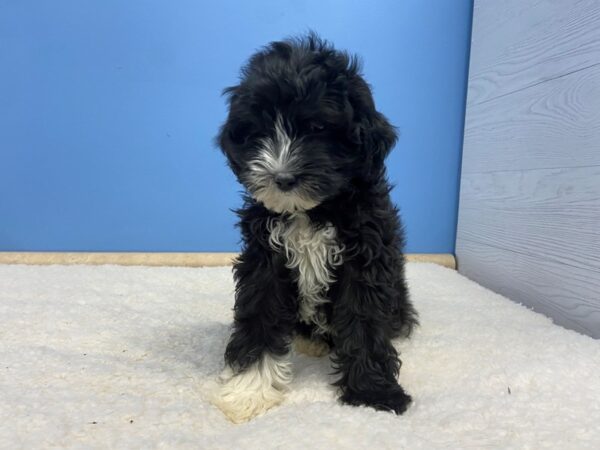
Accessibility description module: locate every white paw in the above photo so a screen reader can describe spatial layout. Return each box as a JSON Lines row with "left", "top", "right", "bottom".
{"left": 213, "top": 379, "right": 284, "bottom": 423}
{"left": 212, "top": 354, "right": 291, "bottom": 423}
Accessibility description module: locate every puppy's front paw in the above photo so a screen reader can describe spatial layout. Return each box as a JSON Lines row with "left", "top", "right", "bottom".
{"left": 212, "top": 367, "right": 285, "bottom": 423}
{"left": 213, "top": 385, "right": 283, "bottom": 424}
{"left": 340, "top": 386, "right": 412, "bottom": 415}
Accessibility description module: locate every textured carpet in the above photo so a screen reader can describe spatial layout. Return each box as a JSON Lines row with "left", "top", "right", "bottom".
{"left": 0, "top": 263, "right": 598, "bottom": 449}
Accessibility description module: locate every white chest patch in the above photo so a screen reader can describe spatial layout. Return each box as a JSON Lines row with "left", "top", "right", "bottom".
{"left": 267, "top": 212, "right": 344, "bottom": 332}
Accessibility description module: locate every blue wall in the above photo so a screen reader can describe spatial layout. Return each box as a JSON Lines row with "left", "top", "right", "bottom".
{"left": 0, "top": 0, "right": 473, "bottom": 253}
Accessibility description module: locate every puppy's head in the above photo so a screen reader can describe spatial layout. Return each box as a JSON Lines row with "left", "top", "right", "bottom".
{"left": 218, "top": 34, "right": 397, "bottom": 214}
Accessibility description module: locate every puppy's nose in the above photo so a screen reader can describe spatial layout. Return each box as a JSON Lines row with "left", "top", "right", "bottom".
{"left": 274, "top": 173, "right": 298, "bottom": 191}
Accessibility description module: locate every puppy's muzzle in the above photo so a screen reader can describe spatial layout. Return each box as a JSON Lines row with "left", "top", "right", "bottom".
{"left": 274, "top": 172, "right": 298, "bottom": 192}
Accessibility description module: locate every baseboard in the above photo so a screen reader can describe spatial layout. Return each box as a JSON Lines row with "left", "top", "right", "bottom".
{"left": 0, "top": 252, "right": 456, "bottom": 269}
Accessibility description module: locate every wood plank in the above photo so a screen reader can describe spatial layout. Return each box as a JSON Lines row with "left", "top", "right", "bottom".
{"left": 457, "top": 165, "right": 600, "bottom": 338}
{"left": 456, "top": 238, "right": 600, "bottom": 338}
{"left": 458, "top": 0, "right": 600, "bottom": 338}
{"left": 458, "top": 166, "right": 600, "bottom": 272}
{"left": 0, "top": 252, "right": 456, "bottom": 269}
{"left": 0, "top": 252, "right": 240, "bottom": 267}
{"left": 467, "top": 0, "right": 600, "bottom": 105}
{"left": 462, "top": 65, "right": 600, "bottom": 174}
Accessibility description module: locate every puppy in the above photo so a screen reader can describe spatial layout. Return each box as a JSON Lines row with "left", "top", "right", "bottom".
{"left": 214, "top": 34, "right": 418, "bottom": 423}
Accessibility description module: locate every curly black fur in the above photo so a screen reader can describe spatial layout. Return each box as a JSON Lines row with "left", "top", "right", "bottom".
{"left": 217, "top": 33, "right": 418, "bottom": 416}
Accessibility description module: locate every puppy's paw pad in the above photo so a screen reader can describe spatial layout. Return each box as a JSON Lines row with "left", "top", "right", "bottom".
{"left": 293, "top": 335, "right": 331, "bottom": 357}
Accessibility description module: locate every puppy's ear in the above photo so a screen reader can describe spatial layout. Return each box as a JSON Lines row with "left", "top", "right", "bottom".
{"left": 349, "top": 76, "right": 398, "bottom": 175}
{"left": 358, "top": 111, "right": 397, "bottom": 174}
{"left": 216, "top": 86, "right": 246, "bottom": 176}
{"left": 217, "top": 119, "right": 246, "bottom": 177}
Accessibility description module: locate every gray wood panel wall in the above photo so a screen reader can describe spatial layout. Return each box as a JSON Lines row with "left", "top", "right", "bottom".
{"left": 456, "top": 0, "right": 600, "bottom": 338}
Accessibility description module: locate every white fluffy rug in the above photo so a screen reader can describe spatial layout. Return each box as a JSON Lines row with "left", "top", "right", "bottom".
{"left": 1, "top": 263, "right": 599, "bottom": 449}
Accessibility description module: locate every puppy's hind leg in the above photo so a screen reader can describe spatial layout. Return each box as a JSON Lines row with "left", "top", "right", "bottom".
{"left": 293, "top": 322, "right": 332, "bottom": 358}
{"left": 293, "top": 334, "right": 331, "bottom": 357}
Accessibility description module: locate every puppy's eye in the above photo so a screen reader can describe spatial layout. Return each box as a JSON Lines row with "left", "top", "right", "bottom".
{"left": 309, "top": 121, "right": 325, "bottom": 133}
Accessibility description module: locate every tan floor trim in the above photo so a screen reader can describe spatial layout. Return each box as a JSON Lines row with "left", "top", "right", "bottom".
{"left": 0, "top": 252, "right": 455, "bottom": 269}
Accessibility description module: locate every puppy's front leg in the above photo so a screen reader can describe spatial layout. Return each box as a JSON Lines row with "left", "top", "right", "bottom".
{"left": 331, "top": 263, "right": 413, "bottom": 414}
{"left": 214, "top": 246, "right": 297, "bottom": 423}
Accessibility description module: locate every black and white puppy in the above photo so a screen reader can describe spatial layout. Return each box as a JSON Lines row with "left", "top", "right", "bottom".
{"left": 214, "top": 34, "right": 418, "bottom": 423}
